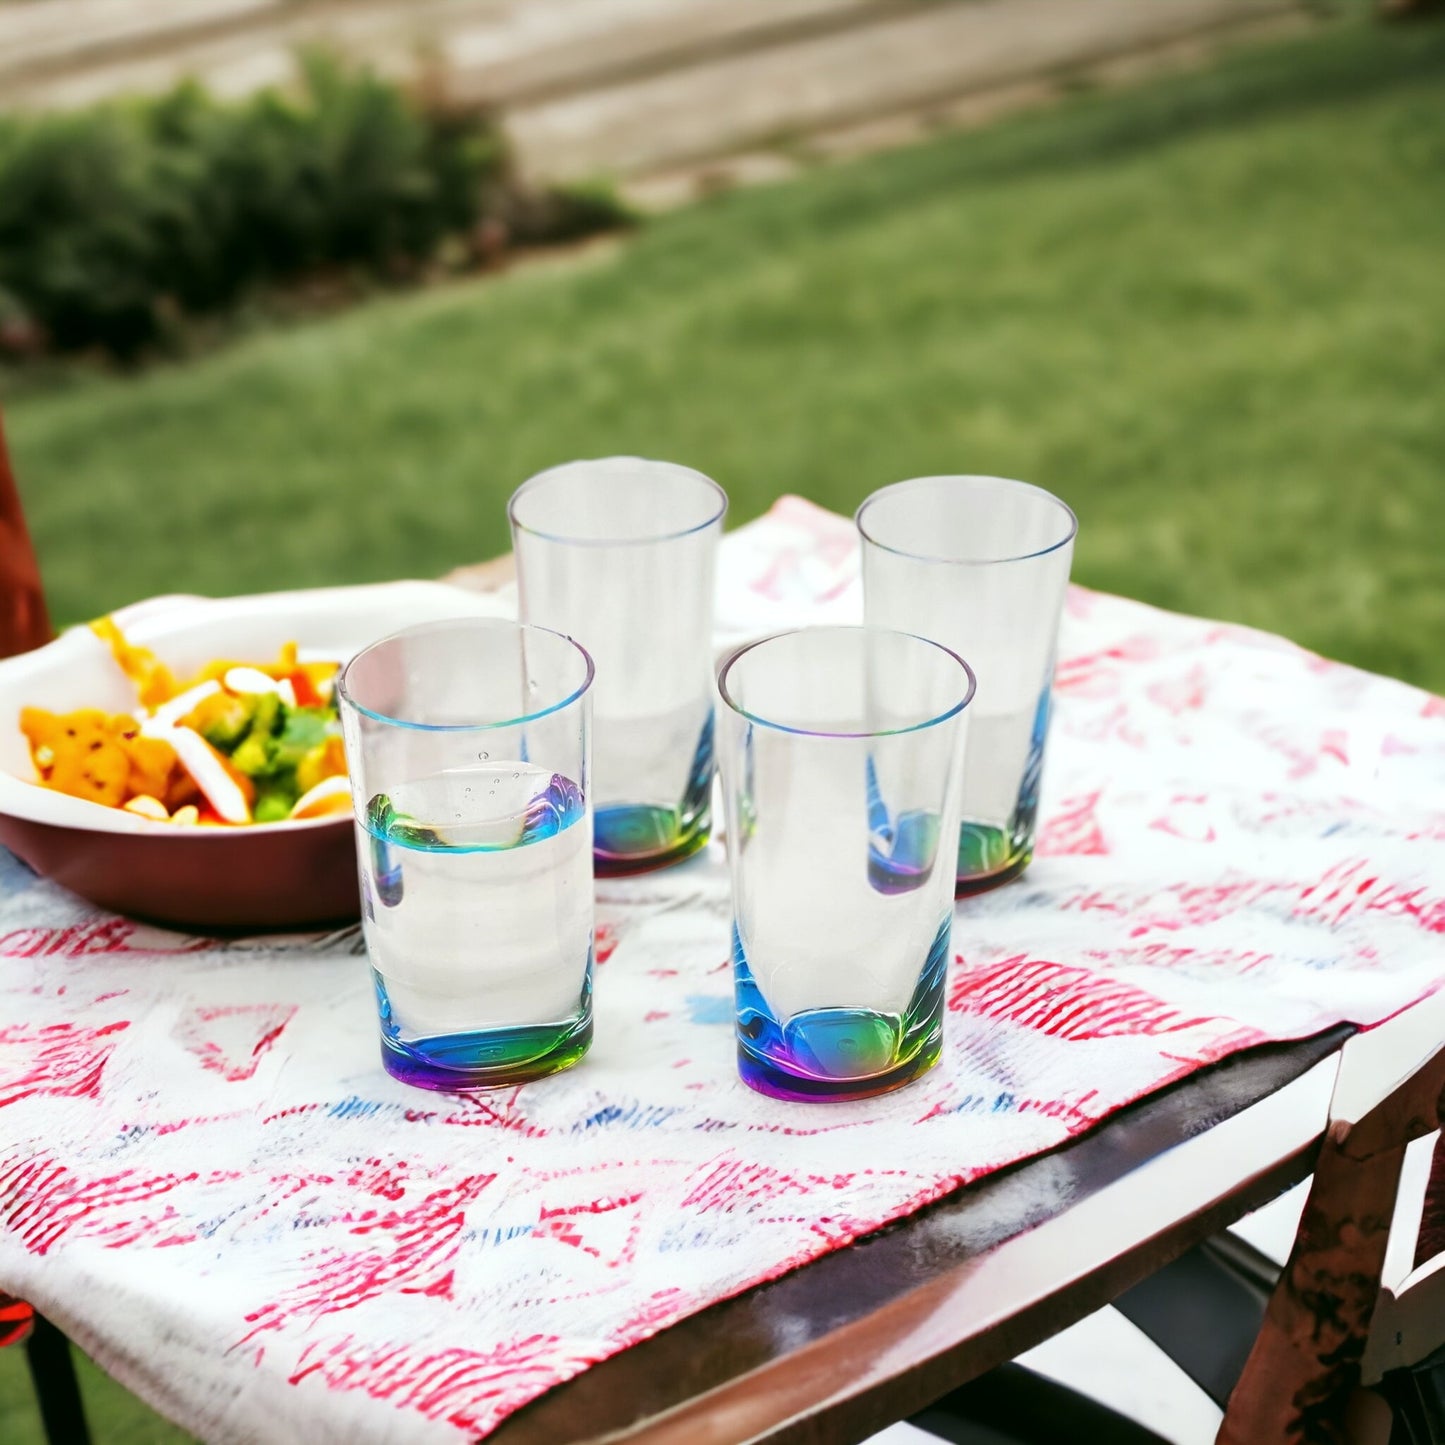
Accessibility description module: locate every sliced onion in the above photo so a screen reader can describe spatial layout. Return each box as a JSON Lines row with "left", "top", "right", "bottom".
{"left": 164, "top": 727, "right": 251, "bottom": 824}
{"left": 147, "top": 679, "right": 221, "bottom": 729}
{"left": 291, "top": 774, "right": 352, "bottom": 819}
{"left": 123, "top": 795, "right": 169, "bottom": 821}
{"left": 224, "top": 666, "right": 282, "bottom": 696}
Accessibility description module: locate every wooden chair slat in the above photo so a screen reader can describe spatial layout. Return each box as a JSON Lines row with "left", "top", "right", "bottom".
{"left": 0, "top": 410, "right": 52, "bottom": 658}
{"left": 1218, "top": 999, "right": 1445, "bottom": 1444}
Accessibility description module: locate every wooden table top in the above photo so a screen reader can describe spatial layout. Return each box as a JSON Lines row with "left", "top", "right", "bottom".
{"left": 491, "top": 1026, "right": 1349, "bottom": 1444}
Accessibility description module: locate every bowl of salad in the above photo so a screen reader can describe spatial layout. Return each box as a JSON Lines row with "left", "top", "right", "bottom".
{"left": 0, "top": 582, "right": 506, "bottom": 930}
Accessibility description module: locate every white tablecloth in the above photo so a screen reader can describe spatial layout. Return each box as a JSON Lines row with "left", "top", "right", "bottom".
{"left": 2, "top": 498, "right": 1441, "bottom": 1443}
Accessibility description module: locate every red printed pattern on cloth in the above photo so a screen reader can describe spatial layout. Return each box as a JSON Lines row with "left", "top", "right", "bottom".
{"left": 0, "top": 501, "right": 1441, "bottom": 1443}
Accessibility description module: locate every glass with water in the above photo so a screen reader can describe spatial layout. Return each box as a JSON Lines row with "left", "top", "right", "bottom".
{"left": 338, "top": 619, "right": 594, "bottom": 1091}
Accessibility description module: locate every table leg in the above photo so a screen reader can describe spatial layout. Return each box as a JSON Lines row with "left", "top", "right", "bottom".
{"left": 24, "top": 1313, "right": 92, "bottom": 1445}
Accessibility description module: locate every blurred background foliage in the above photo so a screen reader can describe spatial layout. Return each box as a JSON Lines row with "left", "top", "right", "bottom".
{"left": 8, "top": 17, "right": 1442, "bottom": 690}
{"left": 0, "top": 53, "right": 625, "bottom": 356}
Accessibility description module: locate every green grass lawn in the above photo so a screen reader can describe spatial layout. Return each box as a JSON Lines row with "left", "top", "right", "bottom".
{"left": 2, "top": 16, "right": 1444, "bottom": 1445}
{"left": 1, "top": 1343, "right": 196, "bottom": 1445}
{"left": 8, "top": 18, "right": 1445, "bottom": 692}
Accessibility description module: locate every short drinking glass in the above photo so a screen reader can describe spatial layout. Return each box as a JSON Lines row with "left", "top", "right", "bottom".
{"left": 510, "top": 458, "right": 727, "bottom": 875}
{"left": 858, "top": 477, "right": 1076, "bottom": 895}
{"left": 338, "top": 619, "right": 594, "bottom": 1091}
{"left": 717, "top": 626, "right": 974, "bottom": 1101}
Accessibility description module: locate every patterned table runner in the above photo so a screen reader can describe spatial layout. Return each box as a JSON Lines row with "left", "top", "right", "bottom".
{"left": 2, "top": 498, "right": 1442, "bottom": 1443}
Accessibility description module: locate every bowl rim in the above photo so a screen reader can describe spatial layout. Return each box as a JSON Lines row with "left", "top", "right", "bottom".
{"left": 0, "top": 580, "right": 508, "bottom": 840}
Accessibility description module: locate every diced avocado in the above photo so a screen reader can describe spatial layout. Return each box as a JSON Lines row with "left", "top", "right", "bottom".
{"left": 230, "top": 730, "right": 274, "bottom": 778}
{"left": 253, "top": 794, "right": 292, "bottom": 823}
{"left": 253, "top": 784, "right": 298, "bottom": 823}
{"left": 249, "top": 691, "right": 282, "bottom": 740}
{"left": 196, "top": 693, "right": 254, "bottom": 751}
{"left": 232, "top": 702, "right": 335, "bottom": 782}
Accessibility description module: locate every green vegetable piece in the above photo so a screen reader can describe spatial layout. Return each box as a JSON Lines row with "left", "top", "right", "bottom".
{"left": 230, "top": 730, "right": 273, "bottom": 778}
{"left": 253, "top": 789, "right": 295, "bottom": 823}
{"left": 250, "top": 691, "right": 282, "bottom": 739}
{"left": 228, "top": 692, "right": 318, "bottom": 779}
{"left": 265, "top": 705, "right": 334, "bottom": 778}
{"left": 197, "top": 693, "right": 254, "bottom": 751}
{"left": 279, "top": 707, "right": 330, "bottom": 751}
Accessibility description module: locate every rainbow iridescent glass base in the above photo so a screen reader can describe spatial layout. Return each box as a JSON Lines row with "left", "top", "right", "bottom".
{"left": 955, "top": 683, "right": 1050, "bottom": 897}
{"left": 594, "top": 713, "right": 713, "bottom": 876}
{"left": 955, "top": 826, "right": 1033, "bottom": 897}
{"left": 374, "top": 974, "right": 592, "bottom": 1091}
{"left": 732, "top": 917, "right": 950, "bottom": 1102}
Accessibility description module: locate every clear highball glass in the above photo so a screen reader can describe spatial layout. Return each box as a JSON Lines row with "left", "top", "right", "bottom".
{"left": 717, "top": 626, "right": 974, "bottom": 1101}
{"left": 857, "top": 477, "right": 1076, "bottom": 895}
{"left": 510, "top": 458, "right": 726, "bottom": 875}
{"left": 338, "top": 619, "right": 594, "bottom": 1092}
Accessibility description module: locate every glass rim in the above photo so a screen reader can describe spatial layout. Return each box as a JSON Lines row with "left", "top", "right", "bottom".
{"left": 508, "top": 458, "right": 728, "bottom": 548}
{"left": 855, "top": 475, "right": 1078, "bottom": 566}
{"left": 337, "top": 616, "right": 595, "bottom": 734}
{"left": 716, "top": 624, "right": 977, "bottom": 740}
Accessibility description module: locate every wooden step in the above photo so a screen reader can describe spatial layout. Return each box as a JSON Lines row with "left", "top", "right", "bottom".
{"left": 0, "top": 0, "right": 920, "bottom": 108}
{"left": 506, "top": 0, "right": 1302, "bottom": 181}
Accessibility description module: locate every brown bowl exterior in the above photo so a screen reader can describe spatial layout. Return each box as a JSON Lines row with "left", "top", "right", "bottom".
{"left": 0, "top": 814, "right": 359, "bottom": 932}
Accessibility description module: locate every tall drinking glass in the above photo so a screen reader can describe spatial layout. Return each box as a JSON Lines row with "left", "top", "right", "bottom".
{"left": 510, "top": 457, "right": 726, "bottom": 875}
{"left": 857, "top": 477, "right": 1076, "bottom": 895}
{"left": 338, "top": 619, "right": 594, "bottom": 1091}
{"left": 717, "top": 626, "right": 974, "bottom": 1101}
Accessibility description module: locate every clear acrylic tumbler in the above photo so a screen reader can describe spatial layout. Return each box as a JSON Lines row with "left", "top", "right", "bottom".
{"left": 510, "top": 458, "right": 726, "bottom": 875}
{"left": 858, "top": 476, "right": 1076, "bottom": 895}
{"left": 338, "top": 619, "right": 594, "bottom": 1091}
{"left": 717, "top": 626, "right": 974, "bottom": 1101}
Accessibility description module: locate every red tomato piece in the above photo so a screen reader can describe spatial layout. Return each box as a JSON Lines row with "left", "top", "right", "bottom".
{"left": 286, "top": 669, "right": 323, "bottom": 708}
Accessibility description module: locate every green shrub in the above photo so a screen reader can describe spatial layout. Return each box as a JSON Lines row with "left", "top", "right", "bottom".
{"left": 0, "top": 56, "right": 521, "bottom": 356}
{"left": 0, "top": 108, "right": 172, "bottom": 353}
